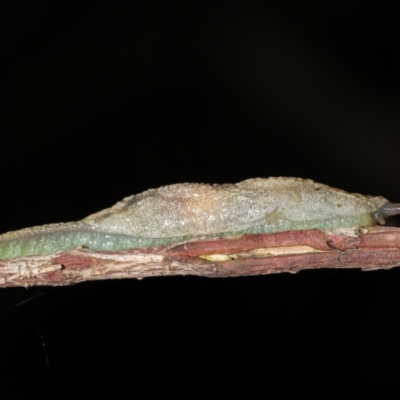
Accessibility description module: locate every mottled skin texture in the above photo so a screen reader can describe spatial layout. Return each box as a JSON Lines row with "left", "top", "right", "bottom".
{"left": 82, "top": 177, "right": 388, "bottom": 235}
{"left": 0, "top": 177, "right": 397, "bottom": 259}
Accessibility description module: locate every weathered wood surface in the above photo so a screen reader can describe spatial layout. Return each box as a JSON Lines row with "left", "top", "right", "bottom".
{"left": 1, "top": 226, "right": 400, "bottom": 288}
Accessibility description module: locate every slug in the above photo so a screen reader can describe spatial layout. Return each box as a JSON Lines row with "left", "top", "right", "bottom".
{"left": 0, "top": 177, "right": 399, "bottom": 260}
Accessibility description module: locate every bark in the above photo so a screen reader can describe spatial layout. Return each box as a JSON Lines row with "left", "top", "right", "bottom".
{"left": 1, "top": 226, "right": 400, "bottom": 288}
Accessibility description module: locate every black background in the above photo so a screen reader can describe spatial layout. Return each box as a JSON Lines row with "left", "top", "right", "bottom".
{"left": 0, "top": 1, "right": 398, "bottom": 397}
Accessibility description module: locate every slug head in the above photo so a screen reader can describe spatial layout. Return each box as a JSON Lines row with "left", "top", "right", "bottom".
{"left": 372, "top": 203, "right": 400, "bottom": 225}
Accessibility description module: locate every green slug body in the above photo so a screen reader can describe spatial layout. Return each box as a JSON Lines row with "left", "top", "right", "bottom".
{"left": 0, "top": 177, "right": 395, "bottom": 259}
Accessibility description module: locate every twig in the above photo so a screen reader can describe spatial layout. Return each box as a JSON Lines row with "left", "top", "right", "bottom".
{"left": 1, "top": 226, "right": 400, "bottom": 288}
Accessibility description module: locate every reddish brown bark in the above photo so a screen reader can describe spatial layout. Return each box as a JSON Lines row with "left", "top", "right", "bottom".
{"left": 1, "top": 226, "right": 400, "bottom": 288}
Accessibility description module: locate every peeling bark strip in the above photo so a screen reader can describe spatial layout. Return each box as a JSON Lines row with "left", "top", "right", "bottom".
{"left": 1, "top": 226, "right": 400, "bottom": 288}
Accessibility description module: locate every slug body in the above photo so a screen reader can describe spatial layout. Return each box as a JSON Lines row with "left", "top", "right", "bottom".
{"left": 0, "top": 177, "right": 398, "bottom": 259}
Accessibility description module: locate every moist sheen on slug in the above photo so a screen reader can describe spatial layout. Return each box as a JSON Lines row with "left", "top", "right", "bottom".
{"left": 0, "top": 177, "right": 391, "bottom": 259}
